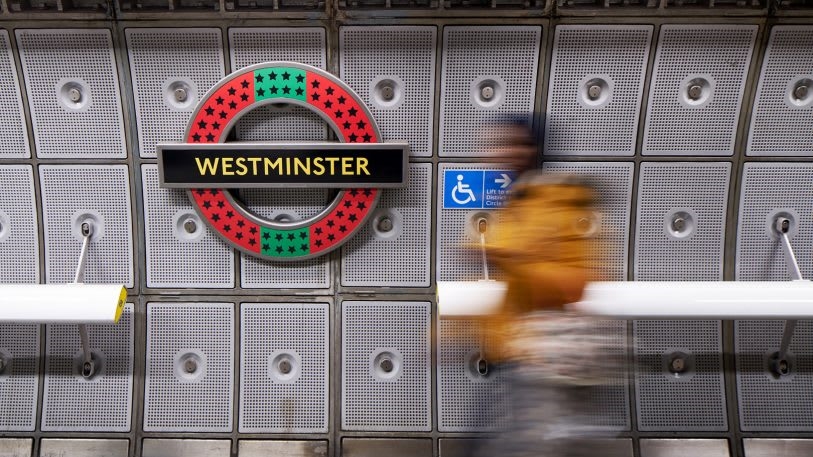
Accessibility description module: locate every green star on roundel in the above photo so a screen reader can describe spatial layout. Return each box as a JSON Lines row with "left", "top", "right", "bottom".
{"left": 260, "top": 227, "right": 310, "bottom": 258}
{"left": 254, "top": 67, "right": 307, "bottom": 102}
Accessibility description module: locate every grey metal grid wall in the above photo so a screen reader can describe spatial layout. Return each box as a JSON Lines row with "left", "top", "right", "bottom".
{"left": 341, "top": 163, "right": 432, "bottom": 287}
{"left": 144, "top": 302, "right": 235, "bottom": 432}
{"left": 736, "top": 320, "right": 813, "bottom": 431}
{"left": 41, "top": 304, "right": 134, "bottom": 432}
{"left": 126, "top": 28, "right": 225, "bottom": 158}
{"left": 439, "top": 26, "right": 541, "bottom": 157}
{"left": 437, "top": 319, "right": 510, "bottom": 432}
{"left": 0, "top": 165, "right": 39, "bottom": 284}
{"left": 0, "top": 324, "right": 39, "bottom": 431}
{"left": 339, "top": 26, "right": 437, "bottom": 158}
{"left": 39, "top": 165, "right": 134, "bottom": 288}
{"left": 543, "top": 162, "right": 634, "bottom": 281}
{"left": 229, "top": 27, "right": 328, "bottom": 142}
{"left": 634, "top": 320, "right": 727, "bottom": 431}
{"left": 642, "top": 25, "right": 757, "bottom": 156}
{"left": 747, "top": 26, "right": 813, "bottom": 157}
{"left": 544, "top": 25, "right": 652, "bottom": 156}
{"left": 141, "top": 165, "right": 235, "bottom": 288}
{"left": 342, "top": 300, "right": 431, "bottom": 431}
{"left": 634, "top": 162, "right": 730, "bottom": 281}
{"left": 238, "top": 188, "right": 331, "bottom": 289}
{"left": 16, "top": 29, "right": 126, "bottom": 159}
{"left": 0, "top": 31, "right": 30, "bottom": 159}
{"left": 737, "top": 163, "right": 813, "bottom": 281}
{"left": 239, "top": 303, "right": 329, "bottom": 433}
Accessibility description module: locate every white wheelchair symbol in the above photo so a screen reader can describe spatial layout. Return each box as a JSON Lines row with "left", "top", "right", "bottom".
{"left": 452, "top": 174, "right": 477, "bottom": 205}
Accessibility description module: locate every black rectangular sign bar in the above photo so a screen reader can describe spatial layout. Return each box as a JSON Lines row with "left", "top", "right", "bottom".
{"left": 157, "top": 142, "right": 410, "bottom": 189}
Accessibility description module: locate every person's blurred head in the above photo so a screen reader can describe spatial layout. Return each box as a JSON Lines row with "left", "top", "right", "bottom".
{"left": 489, "top": 113, "right": 539, "bottom": 174}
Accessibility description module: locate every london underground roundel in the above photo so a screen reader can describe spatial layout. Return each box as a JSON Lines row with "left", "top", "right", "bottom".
{"left": 158, "top": 62, "right": 408, "bottom": 261}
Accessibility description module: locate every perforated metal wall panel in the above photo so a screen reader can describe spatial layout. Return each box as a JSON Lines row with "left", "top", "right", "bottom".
{"left": 144, "top": 302, "right": 234, "bottom": 432}
{"left": 0, "top": 166, "right": 39, "bottom": 284}
{"left": 437, "top": 319, "right": 509, "bottom": 432}
{"left": 748, "top": 26, "right": 813, "bottom": 156}
{"left": 736, "top": 163, "right": 813, "bottom": 280}
{"left": 0, "top": 324, "right": 39, "bottom": 431}
{"left": 238, "top": 188, "right": 330, "bottom": 289}
{"left": 239, "top": 303, "right": 328, "bottom": 433}
{"left": 634, "top": 162, "right": 730, "bottom": 281}
{"left": 437, "top": 162, "right": 507, "bottom": 282}
{"left": 126, "top": 28, "right": 225, "bottom": 158}
{"left": 439, "top": 26, "right": 542, "bottom": 157}
{"left": 543, "top": 162, "right": 634, "bottom": 281}
{"left": 634, "top": 320, "right": 727, "bottom": 431}
{"left": 229, "top": 28, "right": 327, "bottom": 143}
{"left": 142, "top": 165, "right": 234, "bottom": 289}
{"left": 544, "top": 25, "right": 652, "bottom": 156}
{"left": 342, "top": 300, "right": 431, "bottom": 431}
{"left": 339, "top": 26, "right": 436, "bottom": 158}
{"left": 642, "top": 25, "right": 757, "bottom": 156}
{"left": 586, "top": 319, "right": 631, "bottom": 431}
{"left": 0, "top": 31, "right": 29, "bottom": 159}
{"left": 16, "top": 29, "right": 125, "bottom": 159}
{"left": 40, "top": 165, "right": 134, "bottom": 288}
{"left": 736, "top": 320, "right": 813, "bottom": 431}
{"left": 42, "top": 305, "right": 134, "bottom": 432}
{"left": 744, "top": 439, "right": 813, "bottom": 456}
{"left": 639, "top": 439, "right": 730, "bottom": 457}
{"left": 342, "top": 163, "right": 431, "bottom": 287}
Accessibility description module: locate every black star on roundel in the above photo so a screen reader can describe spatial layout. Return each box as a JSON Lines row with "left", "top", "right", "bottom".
{"left": 235, "top": 232, "right": 243, "bottom": 240}
{"left": 288, "top": 246, "right": 296, "bottom": 253}
{"left": 311, "top": 93, "right": 320, "bottom": 101}
{"left": 275, "top": 233, "right": 283, "bottom": 241}
{"left": 228, "top": 87, "right": 236, "bottom": 96}
{"left": 315, "top": 227, "right": 323, "bottom": 235}
{"left": 212, "top": 213, "right": 220, "bottom": 222}
{"left": 249, "top": 238, "right": 256, "bottom": 246}
{"left": 300, "top": 243, "right": 308, "bottom": 251}
{"left": 299, "top": 231, "right": 307, "bottom": 239}
{"left": 249, "top": 227, "right": 257, "bottom": 235}
{"left": 263, "top": 232, "right": 270, "bottom": 240}
{"left": 241, "top": 79, "right": 249, "bottom": 89}
{"left": 349, "top": 189, "right": 359, "bottom": 196}
{"left": 205, "top": 106, "right": 214, "bottom": 116}
{"left": 363, "top": 189, "right": 373, "bottom": 197}
{"left": 255, "top": 74, "right": 264, "bottom": 83}
{"left": 212, "top": 122, "right": 221, "bottom": 130}
{"left": 257, "top": 88, "right": 266, "bottom": 96}
{"left": 282, "top": 86, "right": 291, "bottom": 95}
{"left": 240, "top": 93, "right": 249, "bottom": 102}
{"left": 334, "top": 110, "right": 343, "bottom": 119}
{"left": 315, "top": 239, "right": 323, "bottom": 247}
{"left": 203, "top": 200, "right": 211, "bottom": 209}
{"left": 226, "top": 210, "right": 234, "bottom": 218}
{"left": 287, "top": 233, "right": 295, "bottom": 241}
{"left": 349, "top": 133, "right": 358, "bottom": 142}
{"left": 192, "top": 133, "right": 201, "bottom": 142}
{"left": 295, "top": 74, "right": 304, "bottom": 83}
{"left": 223, "top": 224, "right": 231, "bottom": 232}
{"left": 326, "top": 220, "right": 335, "bottom": 228}
{"left": 338, "top": 96, "right": 347, "bottom": 105}
{"left": 295, "top": 87, "right": 304, "bottom": 96}
{"left": 262, "top": 243, "right": 270, "bottom": 251}
{"left": 217, "top": 201, "right": 225, "bottom": 208}
{"left": 363, "top": 133, "right": 372, "bottom": 142}
{"left": 276, "top": 246, "right": 284, "bottom": 254}
{"left": 270, "top": 86, "right": 278, "bottom": 95}
{"left": 311, "top": 80, "right": 320, "bottom": 89}
{"left": 343, "top": 200, "right": 352, "bottom": 208}
{"left": 327, "top": 233, "right": 335, "bottom": 241}
{"left": 206, "top": 133, "right": 215, "bottom": 142}
{"left": 348, "top": 213, "right": 358, "bottom": 222}
{"left": 219, "top": 111, "right": 228, "bottom": 119}
{"left": 357, "top": 201, "right": 367, "bottom": 210}
{"left": 229, "top": 101, "right": 237, "bottom": 110}
{"left": 216, "top": 96, "right": 224, "bottom": 105}
{"left": 196, "top": 189, "right": 206, "bottom": 196}
{"left": 282, "top": 71, "right": 291, "bottom": 80}
{"left": 343, "top": 121, "right": 351, "bottom": 130}
{"left": 324, "top": 100, "right": 333, "bottom": 109}
{"left": 336, "top": 211, "right": 344, "bottom": 218}
{"left": 237, "top": 220, "right": 245, "bottom": 228}
{"left": 326, "top": 87, "right": 335, "bottom": 96}
{"left": 339, "top": 225, "right": 347, "bottom": 233}
{"left": 269, "top": 71, "right": 278, "bottom": 80}
{"left": 356, "top": 120, "right": 366, "bottom": 129}
{"left": 210, "top": 189, "right": 219, "bottom": 195}
{"left": 198, "top": 120, "right": 207, "bottom": 129}
{"left": 348, "top": 107, "right": 358, "bottom": 117}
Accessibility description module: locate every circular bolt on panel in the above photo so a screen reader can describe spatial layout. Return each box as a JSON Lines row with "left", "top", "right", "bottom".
{"left": 180, "top": 62, "right": 383, "bottom": 261}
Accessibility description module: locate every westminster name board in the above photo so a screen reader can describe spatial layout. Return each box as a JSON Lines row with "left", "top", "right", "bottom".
{"left": 158, "top": 142, "right": 409, "bottom": 189}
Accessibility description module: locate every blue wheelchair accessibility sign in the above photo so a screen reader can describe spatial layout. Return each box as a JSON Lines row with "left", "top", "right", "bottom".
{"left": 443, "top": 169, "right": 516, "bottom": 209}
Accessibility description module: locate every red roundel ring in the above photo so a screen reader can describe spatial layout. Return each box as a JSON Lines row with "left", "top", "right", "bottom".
{"left": 183, "top": 62, "right": 382, "bottom": 261}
